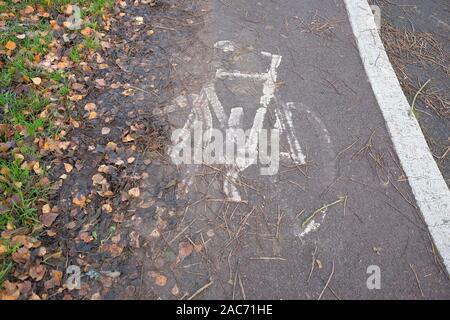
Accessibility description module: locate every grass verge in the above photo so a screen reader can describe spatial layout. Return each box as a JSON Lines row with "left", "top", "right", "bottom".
{"left": 0, "top": 0, "right": 113, "bottom": 290}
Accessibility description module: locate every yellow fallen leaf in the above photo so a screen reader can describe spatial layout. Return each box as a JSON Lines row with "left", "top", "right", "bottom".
{"left": 102, "top": 203, "right": 113, "bottom": 213}
{"left": 64, "top": 163, "right": 73, "bottom": 173}
{"left": 5, "top": 40, "right": 16, "bottom": 50}
{"left": 33, "top": 162, "right": 43, "bottom": 174}
{"left": 31, "top": 77, "right": 42, "bottom": 85}
{"left": 122, "top": 134, "right": 134, "bottom": 142}
{"left": 42, "top": 204, "right": 51, "bottom": 214}
{"left": 88, "top": 111, "right": 97, "bottom": 120}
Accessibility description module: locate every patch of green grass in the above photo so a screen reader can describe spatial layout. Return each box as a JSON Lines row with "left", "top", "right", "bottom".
{"left": 83, "top": 36, "right": 100, "bottom": 50}
{"left": 68, "top": 46, "right": 81, "bottom": 63}
{"left": 0, "top": 158, "right": 45, "bottom": 231}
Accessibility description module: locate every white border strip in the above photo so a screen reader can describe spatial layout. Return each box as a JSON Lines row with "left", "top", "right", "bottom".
{"left": 344, "top": 0, "right": 450, "bottom": 273}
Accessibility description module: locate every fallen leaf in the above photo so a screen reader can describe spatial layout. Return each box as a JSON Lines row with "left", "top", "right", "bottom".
{"left": 31, "top": 77, "right": 42, "bottom": 85}
{"left": 42, "top": 204, "right": 51, "bottom": 214}
{"left": 102, "top": 203, "right": 113, "bottom": 213}
{"left": 40, "top": 212, "right": 58, "bottom": 227}
{"left": 79, "top": 232, "right": 93, "bottom": 243}
{"left": 101, "top": 243, "right": 123, "bottom": 257}
{"left": 92, "top": 173, "right": 105, "bottom": 185}
{"left": 84, "top": 102, "right": 96, "bottom": 111}
{"left": 171, "top": 285, "right": 179, "bottom": 296}
{"left": 128, "top": 187, "right": 140, "bottom": 198}
{"left": 122, "top": 134, "right": 134, "bottom": 142}
{"left": 88, "top": 111, "right": 97, "bottom": 120}
{"left": 12, "top": 247, "right": 30, "bottom": 264}
{"left": 91, "top": 293, "right": 102, "bottom": 300}
{"left": 29, "top": 264, "right": 47, "bottom": 281}
{"left": 73, "top": 195, "right": 87, "bottom": 208}
{"left": 105, "top": 142, "right": 117, "bottom": 151}
{"left": 175, "top": 242, "right": 194, "bottom": 265}
{"left": 149, "top": 272, "right": 167, "bottom": 287}
{"left": 21, "top": 5, "right": 34, "bottom": 15}
{"left": 80, "top": 27, "right": 93, "bottom": 37}
{"left": 95, "top": 78, "right": 106, "bottom": 87}
{"left": 64, "top": 163, "right": 73, "bottom": 173}
{"left": 5, "top": 40, "right": 17, "bottom": 50}
{"left": 101, "top": 127, "right": 111, "bottom": 135}
{"left": 32, "top": 161, "right": 43, "bottom": 174}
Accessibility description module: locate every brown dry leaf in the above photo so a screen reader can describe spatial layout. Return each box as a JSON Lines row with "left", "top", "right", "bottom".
{"left": 21, "top": 5, "right": 34, "bottom": 15}
{"left": 102, "top": 243, "right": 123, "bottom": 257}
{"left": 80, "top": 27, "right": 93, "bottom": 37}
{"left": 176, "top": 241, "right": 194, "bottom": 264}
{"left": 0, "top": 245, "right": 6, "bottom": 256}
{"left": 40, "top": 212, "right": 58, "bottom": 227}
{"left": 64, "top": 163, "right": 73, "bottom": 173}
{"left": 12, "top": 247, "right": 30, "bottom": 264}
{"left": 84, "top": 102, "right": 96, "bottom": 111}
{"left": 29, "top": 264, "right": 47, "bottom": 281}
{"left": 95, "top": 78, "right": 106, "bottom": 87}
{"left": 171, "top": 285, "right": 180, "bottom": 296}
{"left": 73, "top": 195, "right": 87, "bottom": 208}
{"left": 5, "top": 40, "right": 16, "bottom": 50}
{"left": 149, "top": 272, "right": 167, "bottom": 287}
{"left": 128, "top": 187, "right": 140, "bottom": 198}
{"left": 92, "top": 173, "right": 105, "bottom": 185}
{"left": 44, "top": 270, "right": 63, "bottom": 290}
{"left": 79, "top": 232, "right": 93, "bottom": 243}
{"left": 155, "top": 274, "right": 167, "bottom": 286}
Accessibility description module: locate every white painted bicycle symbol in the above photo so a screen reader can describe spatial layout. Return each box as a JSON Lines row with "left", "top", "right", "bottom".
{"left": 157, "top": 40, "right": 335, "bottom": 202}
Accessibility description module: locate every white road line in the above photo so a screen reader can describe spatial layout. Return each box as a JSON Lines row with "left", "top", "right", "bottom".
{"left": 345, "top": 0, "right": 450, "bottom": 272}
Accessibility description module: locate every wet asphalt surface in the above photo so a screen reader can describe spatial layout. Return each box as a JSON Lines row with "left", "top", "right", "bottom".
{"left": 59, "top": 0, "right": 449, "bottom": 300}
{"left": 124, "top": 0, "right": 449, "bottom": 299}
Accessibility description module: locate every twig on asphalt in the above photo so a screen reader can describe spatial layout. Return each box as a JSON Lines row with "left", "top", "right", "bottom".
{"left": 318, "top": 261, "right": 335, "bottom": 300}
{"left": 409, "top": 264, "right": 424, "bottom": 297}
{"left": 188, "top": 280, "right": 214, "bottom": 300}
{"left": 302, "top": 198, "right": 344, "bottom": 229}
